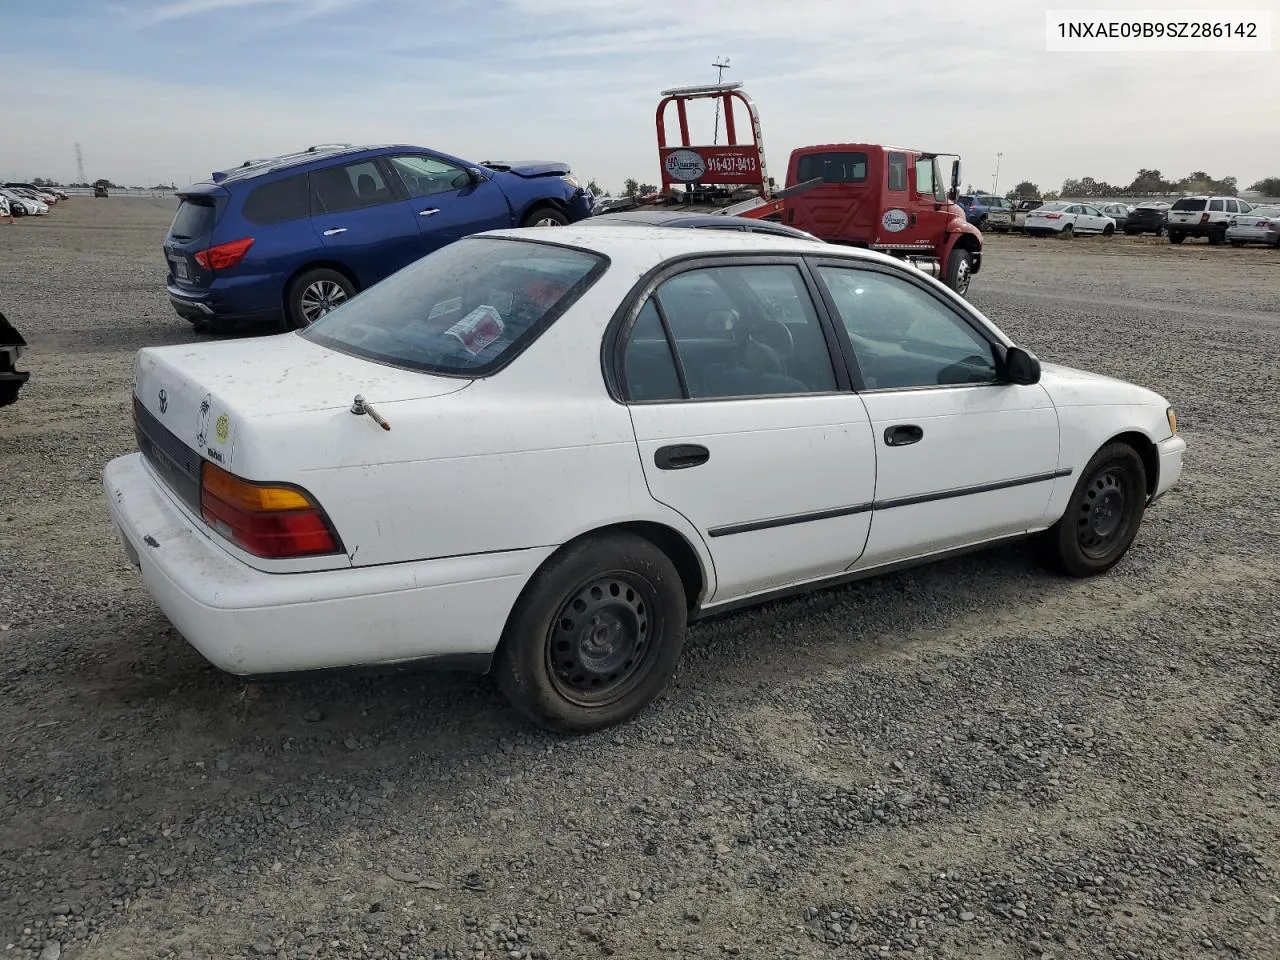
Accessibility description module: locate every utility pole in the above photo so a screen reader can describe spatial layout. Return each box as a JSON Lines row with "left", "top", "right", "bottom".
{"left": 711, "top": 57, "right": 731, "bottom": 145}
{"left": 74, "top": 143, "right": 86, "bottom": 185}
{"left": 992, "top": 152, "right": 1003, "bottom": 196}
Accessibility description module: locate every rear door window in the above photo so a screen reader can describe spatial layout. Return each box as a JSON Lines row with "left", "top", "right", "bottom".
{"left": 797, "top": 152, "right": 867, "bottom": 184}
{"left": 310, "top": 159, "right": 398, "bottom": 214}
{"left": 1172, "top": 198, "right": 1207, "bottom": 211}
{"left": 1208, "top": 199, "right": 1224, "bottom": 212}
{"left": 242, "top": 174, "right": 310, "bottom": 225}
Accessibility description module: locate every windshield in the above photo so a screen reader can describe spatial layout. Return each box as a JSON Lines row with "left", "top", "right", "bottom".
{"left": 302, "top": 238, "right": 608, "bottom": 376}
{"left": 1172, "top": 198, "right": 1207, "bottom": 211}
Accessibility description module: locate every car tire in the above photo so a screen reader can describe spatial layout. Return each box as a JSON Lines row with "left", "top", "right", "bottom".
{"left": 944, "top": 248, "right": 973, "bottom": 296}
{"left": 1208, "top": 227, "right": 1225, "bottom": 246}
{"left": 1123, "top": 227, "right": 1137, "bottom": 236}
{"left": 521, "top": 205, "right": 569, "bottom": 228}
{"left": 1168, "top": 231, "right": 1185, "bottom": 244}
{"left": 1155, "top": 225, "right": 1165, "bottom": 237}
{"left": 285, "top": 268, "right": 355, "bottom": 330}
{"left": 1038, "top": 442, "right": 1148, "bottom": 578}
{"left": 1060, "top": 224, "right": 1073, "bottom": 238}
{"left": 1102, "top": 224, "right": 1115, "bottom": 237}
{"left": 494, "top": 532, "right": 688, "bottom": 734}
{"left": 1229, "top": 239, "right": 1245, "bottom": 247}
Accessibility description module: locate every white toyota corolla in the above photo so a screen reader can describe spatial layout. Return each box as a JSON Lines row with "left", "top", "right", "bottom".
{"left": 104, "top": 226, "right": 1185, "bottom": 732}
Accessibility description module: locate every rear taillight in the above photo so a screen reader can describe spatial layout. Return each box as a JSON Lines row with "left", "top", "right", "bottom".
{"left": 1045, "top": 213, "right": 1062, "bottom": 220}
{"left": 194, "top": 237, "right": 254, "bottom": 272}
{"left": 1200, "top": 213, "right": 1210, "bottom": 224}
{"left": 199, "top": 461, "right": 341, "bottom": 559}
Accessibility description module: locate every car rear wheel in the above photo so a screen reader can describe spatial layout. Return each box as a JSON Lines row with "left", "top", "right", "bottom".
{"left": 944, "top": 248, "right": 973, "bottom": 296}
{"left": 286, "top": 268, "right": 355, "bottom": 330}
{"left": 522, "top": 205, "right": 569, "bottom": 228}
{"left": 1060, "top": 224, "right": 1073, "bottom": 238}
{"left": 1102, "top": 224, "right": 1115, "bottom": 237}
{"left": 1168, "top": 231, "right": 1185, "bottom": 244}
{"left": 494, "top": 531, "right": 687, "bottom": 733}
{"left": 1038, "top": 442, "right": 1147, "bottom": 578}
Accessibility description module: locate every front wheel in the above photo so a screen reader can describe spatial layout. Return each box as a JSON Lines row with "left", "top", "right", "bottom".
{"left": 944, "top": 248, "right": 973, "bottom": 297}
{"left": 285, "top": 268, "right": 355, "bottom": 330}
{"left": 494, "top": 532, "right": 688, "bottom": 733}
{"left": 1038, "top": 442, "right": 1148, "bottom": 578}
{"left": 521, "top": 205, "right": 569, "bottom": 228}
{"left": 1102, "top": 224, "right": 1115, "bottom": 237}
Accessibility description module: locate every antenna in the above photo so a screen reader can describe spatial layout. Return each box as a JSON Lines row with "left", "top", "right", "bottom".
{"left": 711, "top": 57, "right": 731, "bottom": 145}
{"left": 74, "top": 143, "right": 86, "bottom": 185}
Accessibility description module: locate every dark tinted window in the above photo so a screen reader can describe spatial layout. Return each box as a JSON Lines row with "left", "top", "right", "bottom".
{"left": 887, "top": 153, "right": 907, "bottom": 191}
{"left": 622, "top": 300, "right": 682, "bottom": 402}
{"left": 1208, "top": 199, "right": 1224, "bottom": 211}
{"left": 242, "top": 174, "right": 310, "bottom": 225}
{"left": 797, "top": 152, "right": 867, "bottom": 184}
{"left": 169, "top": 199, "right": 216, "bottom": 239}
{"left": 303, "top": 238, "right": 605, "bottom": 376}
{"left": 311, "top": 159, "right": 396, "bottom": 214}
{"left": 650, "top": 265, "right": 837, "bottom": 399}
{"left": 818, "top": 266, "right": 996, "bottom": 390}
{"left": 1172, "top": 198, "right": 1207, "bottom": 211}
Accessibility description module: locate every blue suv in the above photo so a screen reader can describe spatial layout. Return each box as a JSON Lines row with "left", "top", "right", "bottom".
{"left": 163, "top": 144, "right": 595, "bottom": 332}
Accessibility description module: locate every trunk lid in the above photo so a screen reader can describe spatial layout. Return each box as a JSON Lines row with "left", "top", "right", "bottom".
{"left": 164, "top": 184, "right": 229, "bottom": 291}
{"left": 133, "top": 333, "right": 470, "bottom": 478}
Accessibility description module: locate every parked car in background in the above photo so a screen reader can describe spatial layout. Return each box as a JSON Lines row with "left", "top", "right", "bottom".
{"left": 1226, "top": 204, "right": 1280, "bottom": 247}
{"left": 587, "top": 210, "right": 821, "bottom": 240}
{"left": 957, "top": 195, "right": 1014, "bottom": 230}
{"left": 164, "top": 143, "right": 595, "bottom": 333}
{"left": 0, "top": 311, "right": 30, "bottom": 407}
{"left": 1124, "top": 201, "right": 1170, "bottom": 236}
{"left": 1024, "top": 202, "right": 1116, "bottom": 237}
{"left": 9, "top": 187, "right": 57, "bottom": 206}
{"left": 1166, "top": 196, "right": 1253, "bottom": 245}
{"left": 93, "top": 181, "right": 109, "bottom": 198}
{"left": 1097, "top": 202, "right": 1132, "bottom": 231}
{"left": 5, "top": 182, "right": 65, "bottom": 201}
{"left": 1011, "top": 199, "right": 1044, "bottom": 232}
{"left": 0, "top": 194, "right": 10, "bottom": 219}
{"left": 105, "top": 226, "right": 1185, "bottom": 733}
{"left": 0, "top": 188, "right": 46, "bottom": 216}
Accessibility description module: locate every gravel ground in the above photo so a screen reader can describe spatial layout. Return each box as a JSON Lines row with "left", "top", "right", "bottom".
{"left": 1, "top": 201, "right": 1278, "bottom": 960}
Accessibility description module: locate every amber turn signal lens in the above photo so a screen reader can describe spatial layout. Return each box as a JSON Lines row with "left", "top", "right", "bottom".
{"left": 201, "top": 462, "right": 311, "bottom": 512}
{"left": 1167, "top": 407, "right": 1178, "bottom": 436}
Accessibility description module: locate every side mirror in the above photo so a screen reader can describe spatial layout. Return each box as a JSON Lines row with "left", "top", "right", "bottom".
{"left": 466, "top": 167, "right": 486, "bottom": 185}
{"left": 950, "top": 159, "right": 961, "bottom": 189}
{"left": 1003, "top": 345, "right": 1041, "bottom": 385}
{"left": 946, "top": 187, "right": 957, "bottom": 203}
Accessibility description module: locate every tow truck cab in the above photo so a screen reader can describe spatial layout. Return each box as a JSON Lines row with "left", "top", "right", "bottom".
{"left": 780, "top": 144, "right": 983, "bottom": 295}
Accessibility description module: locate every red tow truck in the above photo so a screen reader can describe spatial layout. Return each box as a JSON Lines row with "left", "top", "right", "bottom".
{"left": 646, "top": 82, "right": 982, "bottom": 296}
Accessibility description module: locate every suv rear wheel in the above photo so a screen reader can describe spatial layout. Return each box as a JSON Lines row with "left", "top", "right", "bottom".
{"left": 286, "top": 268, "right": 355, "bottom": 330}
{"left": 1168, "top": 231, "right": 1185, "bottom": 244}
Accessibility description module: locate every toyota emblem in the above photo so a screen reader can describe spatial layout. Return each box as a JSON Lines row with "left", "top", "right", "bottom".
{"left": 158, "top": 388, "right": 168, "bottom": 414}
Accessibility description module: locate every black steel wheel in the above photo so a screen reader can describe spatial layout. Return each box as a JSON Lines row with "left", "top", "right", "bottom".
{"left": 494, "top": 531, "right": 688, "bottom": 733}
{"left": 1039, "top": 442, "right": 1148, "bottom": 577}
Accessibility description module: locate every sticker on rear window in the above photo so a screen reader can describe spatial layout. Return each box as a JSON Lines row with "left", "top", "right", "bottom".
{"left": 445, "top": 306, "right": 505, "bottom": 356}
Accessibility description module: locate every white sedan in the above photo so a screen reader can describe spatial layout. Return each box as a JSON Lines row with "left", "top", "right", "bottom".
{"left": 0, "top": 188, "right": 46, "bottom": 216}
{"left": 1226, "top": 205, "right": 1280, "bottom": 247}
{"left": 1024, "top": 202, "right": 1117, "bottom": 237}
{"left": 103, "top": 227, "right": 1185, "bottom": 732}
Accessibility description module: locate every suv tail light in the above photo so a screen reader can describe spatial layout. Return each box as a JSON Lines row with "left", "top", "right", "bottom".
{"left": 194, "top": 237, "right": 254, "bottom": 272}
{"left": 1200, "top": 213, "right": 1210, "bottom": 224}
{"left": 200, "top": 461, "right": 341, "bottom": 558}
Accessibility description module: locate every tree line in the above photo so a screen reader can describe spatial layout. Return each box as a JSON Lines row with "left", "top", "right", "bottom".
{"left": 1002, "top": 171, "right": 1280, "bottom": 201}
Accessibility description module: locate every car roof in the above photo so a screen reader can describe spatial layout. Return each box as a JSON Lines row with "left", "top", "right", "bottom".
{"left": 587, "top": 211, "right": 814, "bottom": 236}
{"left": 475, "top": 223, "right": 896, "bottom": 270}
{"left": 211, "top": 143, "right": 424, "bottom": 184}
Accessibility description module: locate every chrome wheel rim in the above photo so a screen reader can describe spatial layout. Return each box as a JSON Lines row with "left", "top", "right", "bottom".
{"left": 546, "top": 573, "right": 658, "bottom": 706}
{"left": 953, "top": 258, "right": 971, "bottom": 295}
{"left": 533, "top": 216, "right": 562, "bottom": 227}
{"left": 300, "top": 280, "right": 348, "bottom": 324}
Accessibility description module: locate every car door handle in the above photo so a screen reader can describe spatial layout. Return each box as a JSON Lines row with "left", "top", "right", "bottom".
{"left": 322, "top": 227, "right": 347, "bottom": 236}
{"left": 654, "top": 444, "right": 710, "bottom": 470}
{"left": 418, "top": 208, "right": 440, "bottom": 217}
{"left": 884, "top": 424, "right": 924, "bottom": 447}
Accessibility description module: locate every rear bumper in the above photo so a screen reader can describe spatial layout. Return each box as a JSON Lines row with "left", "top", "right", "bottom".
{"left": 167, "top": 284, "right": 281, "bottom": 326}
{"left": 1166, "top": 222, "right": 1220, "bottom": 236}
{"left": 103, "top": 453, "right": 551, "bottom": 676}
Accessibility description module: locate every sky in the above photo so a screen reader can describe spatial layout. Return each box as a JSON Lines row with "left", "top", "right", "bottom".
{"left": 1, "top": 0, "right": 1277, "bottom": 194}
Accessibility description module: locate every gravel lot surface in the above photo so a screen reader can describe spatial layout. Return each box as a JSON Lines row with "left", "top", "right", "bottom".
{"left": 1, "top": 201, "right": 1278, "bottom": 960}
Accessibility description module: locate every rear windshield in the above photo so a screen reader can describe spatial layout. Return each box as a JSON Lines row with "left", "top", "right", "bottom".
{"left": 1171, "top": 198, "right": 1207, "bottom": 211}
{"left": 797, "top": 152, "right": 868, "bottom": 184}
{"left": 1036, "top": 202, "right": 1069, "bottom": 211}
{"left": 1135, "top": 202, "right": 1168, "bottom": 210}
{"left": 302, "top": 238, "right": 608, "bottom": 376}
{"left": 170, "top": 198, "right": 217, "bottom": 239}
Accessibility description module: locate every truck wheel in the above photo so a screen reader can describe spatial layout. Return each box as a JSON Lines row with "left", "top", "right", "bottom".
{"left": 1168, "top": 231, "right": 1185, "bottom": 244}
{"left": 522, "top": 205, "right": 568, "bottom": 227}
{"left": 944, "top": 248, "right": 973, "bottom": 297}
